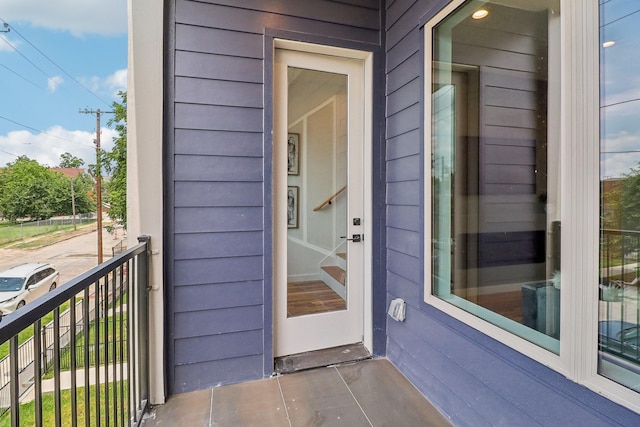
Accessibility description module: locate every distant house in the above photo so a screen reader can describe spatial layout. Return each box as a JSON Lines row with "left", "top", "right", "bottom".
{"left": 49, "top": 168, "right": 86, "bottom": 179}
{"left": 126, "top": 1, "right": 640, "bottom": 425}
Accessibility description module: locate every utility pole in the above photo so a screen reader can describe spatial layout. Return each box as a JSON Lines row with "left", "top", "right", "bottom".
{"left": 80, "top": 108, "right": 114, "bottom": 264}
{"left": 70, "top": 176, "right": 76, "bottom": 230}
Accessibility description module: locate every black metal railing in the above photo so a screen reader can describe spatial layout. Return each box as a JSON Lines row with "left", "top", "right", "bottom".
{"left": 0, "top": 236, "right": 150, "bottom": 426}
{"left": 600, "top": 229, "right": 640, "bottom": 368}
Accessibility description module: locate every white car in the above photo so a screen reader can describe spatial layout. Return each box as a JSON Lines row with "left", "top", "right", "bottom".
{"left": 0, "top": 263, "right": 59, "bottom": 315}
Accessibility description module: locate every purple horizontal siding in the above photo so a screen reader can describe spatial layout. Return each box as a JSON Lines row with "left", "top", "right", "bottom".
{"left": 167, "top": 0, "right": 383, "bottom": 395}
{"left": 174, "top": 130, "right": 263, "bottom": 157}
{"left": 385, "top": 1, "right": 640, "bottom": 425}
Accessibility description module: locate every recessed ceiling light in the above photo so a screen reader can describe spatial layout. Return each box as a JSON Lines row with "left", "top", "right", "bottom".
{"left": 472, "top": 9, "right": 489, "bottom": 20}
{"left": 602, "top": 40, "right": 616, "bottom": 48}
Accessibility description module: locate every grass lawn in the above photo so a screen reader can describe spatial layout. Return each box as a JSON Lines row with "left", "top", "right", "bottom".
{"left": 0, "top": 221, "right": 96, "bottom": 249}
{"left": 0, "top": 381, "right": 129, "bottom": 427}
{"left": 0, "top": 302, "right": 71, "bottom": 360}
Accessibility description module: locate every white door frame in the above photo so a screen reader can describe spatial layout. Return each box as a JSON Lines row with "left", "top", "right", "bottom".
{"left": 273, "top": 39, "right": 373, "bottom": 356}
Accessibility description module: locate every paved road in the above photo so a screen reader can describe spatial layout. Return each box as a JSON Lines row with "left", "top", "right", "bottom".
{"left": 0, "top": 227, "right": 126, "bottom": 286}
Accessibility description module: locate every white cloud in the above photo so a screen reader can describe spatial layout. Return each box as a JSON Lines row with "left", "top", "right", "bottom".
{"left": 47, "top": 76, "right": 63, "bottom": 93}
{"left": 105, "top": 69, "right": 127, "bottom": 93}
{"left": 78, "top": 69, "right": 127, "bottom": 98}
{"left": 2, "top": 0, "right": 127, "bottom": 37}
{"left": 0, "top": 126, "right": 117, "bottom": 169}
{"left": 601, "top": 130, "right": 640, "bottom": 178}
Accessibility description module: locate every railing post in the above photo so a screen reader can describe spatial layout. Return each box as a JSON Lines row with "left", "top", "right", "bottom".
{"left": 42, "top": 325, "right": 48, "bottom": 374}
{"left": 137, "top": 235, "right": 151, "bottom": 418}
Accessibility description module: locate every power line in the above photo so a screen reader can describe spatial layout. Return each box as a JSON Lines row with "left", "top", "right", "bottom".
{"left": 0, "top": 114, "right": 95, "bottom": 148}
{"left": 0, "top": 19, "right": 111, "bottom": 107}
{"left": 0, "top": 148, "right": 19, "bottom": 159}
{"left": 0, "top": 31, "right": 56, "bottom": 84}
{"left": 0, "top": 62, "right": 44, "bottom": 89}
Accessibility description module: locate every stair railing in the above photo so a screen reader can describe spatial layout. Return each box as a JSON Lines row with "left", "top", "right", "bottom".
{"left": 313, "top": 186, "right": 346, "bottom": 211}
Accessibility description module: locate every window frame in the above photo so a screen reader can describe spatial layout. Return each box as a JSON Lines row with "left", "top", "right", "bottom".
{"left": 422, "top": 0, "right": 640, "bottom": 414}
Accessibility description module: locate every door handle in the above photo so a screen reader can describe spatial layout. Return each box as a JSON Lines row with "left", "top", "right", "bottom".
{"left": 340, "top": 234, "right": 363, "bottom": 242}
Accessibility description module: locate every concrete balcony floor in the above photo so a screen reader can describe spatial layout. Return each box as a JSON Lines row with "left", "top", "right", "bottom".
{"left": 141, "top": 358, "right": 452, "bottom": 426}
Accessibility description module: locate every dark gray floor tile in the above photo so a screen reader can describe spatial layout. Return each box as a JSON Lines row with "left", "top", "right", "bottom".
{"left": 142, "top": 388, "right": 212, "bottom": 427}
{"left": 210, "top": 377, "right": 290, "bottom": 427}
{"left": 278, "top": 367, "right": 371, "bottom": 426}
{"left": 337, "top": 359, "right": 453, "bottom": 427}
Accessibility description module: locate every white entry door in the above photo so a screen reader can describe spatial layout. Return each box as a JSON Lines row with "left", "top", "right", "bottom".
{"left": 273, "top": 45, "right": 369, "bottom": 357}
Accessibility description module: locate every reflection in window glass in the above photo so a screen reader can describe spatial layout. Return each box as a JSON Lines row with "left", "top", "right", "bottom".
{"left": 599, "top": 1, "right": 640, "bottom": 392}
{"left": 431, "top": 0, "right": 561, "bottom": 352}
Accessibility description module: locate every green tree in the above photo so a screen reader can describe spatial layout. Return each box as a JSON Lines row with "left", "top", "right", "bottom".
{"left": 105, "top": 91, "right": 127, "bottom": 228}
{"left": 59, "top": 152, "right": 85, "bottom": 169}
{"left": 0, "top": 157, "right": 58, "bottom": 221}
{"left": 621, "top": 164, "right": 640, "bottom": 232}
{"left": 56, "top": 152, "right": 95, "bottom": 216}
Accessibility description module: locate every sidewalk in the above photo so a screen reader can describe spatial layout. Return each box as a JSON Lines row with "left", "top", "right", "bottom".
{"left": 20, "top": 363, "right": 128, "bottom": 403}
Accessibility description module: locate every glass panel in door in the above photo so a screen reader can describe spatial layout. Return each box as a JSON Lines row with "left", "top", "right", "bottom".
{"left": 286, "top": 67, "right": 349, "bottom": 318}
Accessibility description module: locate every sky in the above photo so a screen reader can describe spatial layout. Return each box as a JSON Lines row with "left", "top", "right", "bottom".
{"left": 0, "top": 0, "right": 127, "bottom": 169}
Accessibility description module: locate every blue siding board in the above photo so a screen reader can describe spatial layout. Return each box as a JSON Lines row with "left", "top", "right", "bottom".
{"left": 387, "top": 76, "right": 420, "bottom": 116}
{"left": 334, "top": 0, "right": 379, "bottom": 9}
{"left": 173, "top": 281, "right": 264, "bottom": 312}
{"left": 386, "top": 128, "right": 421, "bottom": 160}
{"left": 386, "top": 339, "right": 492, "bottom": 427}
{"left": 386, "top": 2, "right": 424, "bottom": 49}
{"left": 386, "top": 204, "right": 421, "bottom": 232}
{"left": 387, "top": 226, "right": 421, "bottom": 257}
{"left": 386, "top": 0, "right": 417, "bottom": 31}
{"left": 390, "top": 306, "right": 634, "bottom": 426}
{"left": 386, "top": 52, "right": 420, "bottom": 94}
{"left": 388, "top": 315, "right": 539, "bottom": 427}
{"left": 386, "top": 103, "right": 421, "bottom": 138}
{"left": 176, "top": 0, "right": 379, "bottom": 45}
{"left": 175, "top": 104, "right": 263, "bottom": 132}
{"left": 175, "top": 182, "right": 264, "bottom": 208}
{"left": 193, "top": 0, "right": 380, "bottom": 30}
{"left": 174, "top": 256, "right": 263, "bottom": 286}
{"left": 174, "top": 207, "right": 263, "bottom": 233}
{"left": 175, "top": 129, "right": 263, "bottom": 157}
{"left": 175, "top": 330, "right": 263, "bottom": 365}
{"left": 174, "top": 231, "right": 263, "bottom": 259}
{"left": 386, "top": 181, "right": 420, "bottom": 205}
{"left": 386, "top": 154, "right": 420, "bottom": 182}
{"left": 175, "top": 51, "right": 263, "bottom": 83}
{"left": 386, "top": 248, "right": 421, "bottom": 284}
{"left": 174, "top": 155, "right": 263, "bottom": 181}
{"left": 386, "top": 28, "right": 420, "bottom": 72}
{"left": 175, "top": 77, "right": 263, "bottom": 108}
{"left": 173, "top": 355, "right": 264, "bottom": 392}
{"left": 397, "top": 315, "right": 537, "bottom": 425}
{"left": 175, "top": 24, "right": 263, "bottom": 58}
{"left": 174, "top": 305, "right": 263, "bottom": 338}
{"left": 387, "top": 271, "right": 421, "bottom": 305}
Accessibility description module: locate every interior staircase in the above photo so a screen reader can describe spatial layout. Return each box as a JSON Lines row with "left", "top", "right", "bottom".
{"left": 320, "top": 252, "right": 346, "bottom": 299}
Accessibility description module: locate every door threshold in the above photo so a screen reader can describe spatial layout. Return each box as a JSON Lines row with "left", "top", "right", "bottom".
{"left": 274, "top": 343, "right": 370, "bottom": 374}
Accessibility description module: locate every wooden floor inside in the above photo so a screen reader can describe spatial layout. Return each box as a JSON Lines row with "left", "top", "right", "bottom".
{"left": 473, "top": 291, "right": 523, "bottom": 323}
{"left": 287, "top": 280, "right": 346, "bottom": 317}
{"left": 454, "top": 289, "right": 523, "bottom": 323}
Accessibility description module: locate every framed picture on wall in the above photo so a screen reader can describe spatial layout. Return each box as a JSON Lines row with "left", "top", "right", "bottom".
{"left": 287, "top": 186, "right": 299, "bottom": 228}
{"left": 287, "top": 133, "right": 300, "bottom": 175}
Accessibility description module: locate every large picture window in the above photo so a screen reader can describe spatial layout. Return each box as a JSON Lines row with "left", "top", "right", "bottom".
{"left": 429, "top": 0, "right": 561, "bottom": 352}
{"left": 599, "top": 1, "right": 640, "bottom": 393}
{"left": 425, "top": 0, "right": 640, "bottom": 412}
